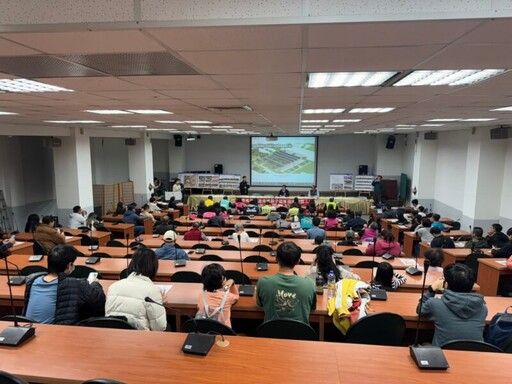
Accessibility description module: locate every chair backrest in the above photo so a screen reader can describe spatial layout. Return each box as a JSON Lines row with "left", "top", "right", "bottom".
{"left": 77, "top": 317, "right": 136, "bottom": 330}
{"left": 95, "top": 226, "right": 112, "bottom": 233}
{"left": 199, "top": 254, "right": 224, "bottom": 261}
{"left": 106, "top": 240, "right": 125, "bottom": 248}
{"left": 243, "top": 255, "right": 267, "bottom": 263}
{"left": 79, "top": 234, "right": 95, "bottom": 246}
{"left": 0, "top": 315, "right": 37, "bottom": 323}
{"left": 129, "top": 242, "right": 146, "bottom": 249}
{"left": 245, "top": 224, "right": 259, "bottom": 229}
{"left": 256, "top": 319, "right": 318, "bottom": 341}
{"left": 222, "top": 229, "right": 235, "bottom": 236}
{"left": 246, "top": 230, "right": 259, "bottom": 237}
{"left": 0, "top": 371, "right": 30, "bottom": 384}
{"left": 19, "top": 265, "right": 48, "bottom": 276}
{"left": 220, "top": 245, "right": 239, "bottom": 251}
{"left": 171, "top": 271, "right": 202, "bottom": 283}
{"left": 441, "top": 340, "right": 503, "bottom": 353}
{"left": 69, "top": 265, "right": 102, "bottom": 279}
{"left": 252, "top": 244, "right": 272, "bottom": 252}
{"left": 343, "top": 248, "right": 364, "bottom": 256}
{"left": 238, "top": 215, "right": 250, "bottom": 220}
{"left": 33, "top": 241, "right": 47, "bottom": 255}
{"left": 464, "top": 253, "right": 490, "bottom": 280}
{"left": 191, "top": 243, "right": 212, "bottom": 250}
{"left": 82, "top": 379, "right": 126, "bottom": 384}
{"left": 262, "top": 231, "right": 278, "bottom": 238}
{"left": 225, "top": 270, "right": 251, "bottom": 285}
{"left": 354, "top": 261, "right": 379, "bottom": 269}
{"left": 91, "top": 252, "right": 111, "bottom": 259}
{"left": 344, "top": 313, "right": 405, "bottom": 346}
{"left": 181, "top": 318, "right": 237, "bottom": 335}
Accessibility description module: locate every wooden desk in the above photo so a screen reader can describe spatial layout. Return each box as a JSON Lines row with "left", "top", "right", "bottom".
{"left": 403, "top": 230, "right": 471, "bottom": 257}
{"left": 8, "top": 241, "right": 33, "bottom": 255}
{"left": 390, "top": 223, "right": 411, "bottom": 242}
{"left": 419, "top": 244, "right": 492, "bottom": 264}
{"left": 3, "top": 322, "right": 509, "bottom": 384}
{"left": 477, "top": 258, "right": 512, "bottom": 296}
{"left": 152, "top": 209, "right": 179, "bottom": 221}
{"left": 175, "top": 217, "right": 276, "bottom": 228}
{"left": 14, "top": 235, "right": 81, "bottom": 247}
{"left": 103, "top": 222, "right": 135, "bottom": 239}
{"left": 60, "top": 228, "right": 111, "bottom": 246}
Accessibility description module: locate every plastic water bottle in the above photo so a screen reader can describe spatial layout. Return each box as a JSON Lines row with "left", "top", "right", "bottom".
{"left": 327, "top": 270, "right": 336, "bottom": 299}
{"left": 315, "top": 273, "right": 324, "bottom": 295}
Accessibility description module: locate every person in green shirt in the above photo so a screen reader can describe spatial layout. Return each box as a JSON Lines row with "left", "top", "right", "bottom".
{"left": 464, "top": 227, "right": 489, "bottom": 250}
{"left": 256, "top": 242, "right": 316, "bottom": 324}
{"left": 261, "top": 201, "right": 274, "bottom": 216}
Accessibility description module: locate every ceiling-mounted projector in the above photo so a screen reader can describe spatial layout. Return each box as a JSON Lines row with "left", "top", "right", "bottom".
{"left": 266, "top": 133, "right": 278, "bottom": 141}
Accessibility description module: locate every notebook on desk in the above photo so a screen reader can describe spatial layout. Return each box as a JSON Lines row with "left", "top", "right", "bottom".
{"left": 290, "top": 222, "right": 304, "bottom": 234}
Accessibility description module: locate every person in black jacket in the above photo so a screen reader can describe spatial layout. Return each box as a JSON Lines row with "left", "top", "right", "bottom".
{"left": 23, "top": 244, "right": 105, "bottom": 324}
{"left": 486, "top": 223, "right": 509, "bottom": 248}
{"left": 491, "top": 227, "right": 512, "bottom": 258}
{"left": 430, "top": 227, "right": 455, "bottom": 249}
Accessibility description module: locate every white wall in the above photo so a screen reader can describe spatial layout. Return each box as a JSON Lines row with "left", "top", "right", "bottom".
{"left": 499, "top": 138, "right": 512, "bottom": 229}
{"left": 90, "top": 137, "right": 129, "bottom": 184}
{"left": 374, "top": 134, "right": 404, "bottom": 177}
{"left": 152, "top": 138, "right": 170, "bottom": 178}
{"left": 401, "top": 133, "right": 416, "bottom": 202}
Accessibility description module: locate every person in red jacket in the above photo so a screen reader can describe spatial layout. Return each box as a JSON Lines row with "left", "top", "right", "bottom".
{"left": 365, "top": 230, "right": 401, "bottom": 257}
{"left": 183, "top": 222, "right": 208, "bottom": 241}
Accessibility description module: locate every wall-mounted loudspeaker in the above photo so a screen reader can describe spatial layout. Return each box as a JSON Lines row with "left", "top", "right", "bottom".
{"left": 358, "top": 165, "right": 368, "bottom": 175}
{"left": 385, "top": 135, "right": 396, "bottom": 149}
{"left": 44, "top": 137, "right": 62, "bottom": 147}
{"left": 490, "top": 127, "right": 511, "bottom": 140}
{"left": 424, "top": 132, "right": 438, "bottom": 140}
{"left": 125, "top": 138, "right": 136, "bottom": 146}
{"left": 174, "top": 134, "right": 182, "bottom": 147}
{"left": 214, "top": 164, "right": 223, "bottom": 174}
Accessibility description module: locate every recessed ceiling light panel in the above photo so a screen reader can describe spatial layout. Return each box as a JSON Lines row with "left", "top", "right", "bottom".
{"left": 308, "top": 71, "right": 397, "bottom": 88}
{"left": 0, "top": 79, "right": 73, "bottom": 93}
{"left": 393, "top": 69, "right": 506, "bottom": 87}
{"left": 349, "top": 108, "right": 395, "bottom": 113}
{"left": 302, "top": 108, "right": 345, "bottom": 114}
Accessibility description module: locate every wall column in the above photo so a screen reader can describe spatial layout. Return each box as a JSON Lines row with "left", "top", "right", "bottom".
{"left": 53, "top": 128, "right": 94, "bottom": 226}
{"left": 411, "top": 134, "right": 438, "bottom": 212}
{"left": 128, "top": 133, "right": 154, "bottom": 206}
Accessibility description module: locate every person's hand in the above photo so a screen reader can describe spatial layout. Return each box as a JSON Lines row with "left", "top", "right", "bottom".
{"left": 430, "top": 277, "right": 445, "bottom": 292}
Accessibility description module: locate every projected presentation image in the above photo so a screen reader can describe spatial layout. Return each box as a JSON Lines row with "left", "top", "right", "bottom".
{"left": 251, "top": 136, "right": 317, "bottom": 186}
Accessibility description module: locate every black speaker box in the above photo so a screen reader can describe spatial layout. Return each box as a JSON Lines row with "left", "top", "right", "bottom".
{"left": 424, "top": 132, "right": 438, "bottom": 140}
{"left": 125, "top": 138, "right": 136, "bottom": 146}
{"left": 490, "top": 127, "right": 511, "bottom": 140}
{"left": 385, "top": 135, "right": 396, "bottom": 149}
{"left": 358, "top": 165, "right": 368, "bottom": 175}
{"left": 214, "top": 164, "right": 223, "bottom": 174}
{"left": 174, "top": 134, "right": 182, "bottom": 147}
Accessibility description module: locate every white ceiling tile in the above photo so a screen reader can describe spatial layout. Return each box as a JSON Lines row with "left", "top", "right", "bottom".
{"left": 120, "top": 75, "right": 222, "bottom": 90}
{"left": 418, "top": 44, "right": 512, "bottom": 69}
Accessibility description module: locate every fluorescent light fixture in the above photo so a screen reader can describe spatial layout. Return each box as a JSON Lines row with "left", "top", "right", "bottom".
{"left": 185, "top": 120, "right": 212, "bottom": 124}
{"left": 85, "top": 110, "right": 132, "bottom": 115}
{"left": 393, "top": 69, "right": 506, "bottom": 87}
{"left": 308, "top": 71, "right": 398, "bottom": 88}
{"left": 110, "top": 125, "right": 147, "bottom": 128}
{"left": 229, "top": 129, "right": 246, "bottom": 132}
{"left": 302, "top": 120, "right": 329, "bottom": 123}
{"left": 212, "top": 128, "right": 228, "bottom": 131}
{"left": 353, "top": 132, "right": 367, "bottom": 134}
{"left": 45, "top": 120, "right": 103, "bottom": 124}
{"left": 302, "top": 108, "right": 345, "bottom": 114}
{"left": 191, "top": 126, "right": 211, "bottom": 129}
{"left": 491, "top": 106, "right": 512, "bottom": 112}
{"left": 0, "top": 111, "right": 18, "bottom": 115}
{"left": 427, "top": 119, "right": 459, "bottom": 122}
{"left": 319, "top": 128, "right": 336, "bottom": 131}
{"left": 301, "top": 125, "right": 322, "bottom": 128}
{"left": 324, "top": 125, "right": 345, "bottom": 128}
{"left": 126, "top": 109, "right": 173, "bottom": 114}
{"left": 186, "top": 136, "right": 196, "bottom": 141}
{"left": 349, "top": 108, "right": 395, "bottom": 113}
{"left": 212, "top": 125, "right": 233, "bottom": 128}
{"left": 421, "top": 124, "right": 445, "bottom": 127}
{"left": 332, "top": 119, "right": 361, "bottom": 123}
{"left": 379, "top": 128, "right": 395, "bottom": 132}
{"left": 460, "top": 118, "right": 497, "bottom": 122}
{"left": 396, "top": 127, "right": 415, "bottom": 131}
{"left": 396, "top": 124, "right": 417, "bottom": 127}
{"left": 0, "top": 79, "right": 73, "bottom": 93}
{"left": 155, "top": 120, "right": 184, "bottom": 124}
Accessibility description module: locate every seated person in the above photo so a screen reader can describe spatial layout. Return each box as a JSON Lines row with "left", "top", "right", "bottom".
{"left": 154, "top": 215, "right": 174, "bottom": 235}
{"left": 24, "top": 213, "right": 40, "bottom": 233}
{"left": 167, "top": 196, "right": 179, "bottom": 210}
{"left": 486, "top": 223, "right": 509, "bottom": 248}
{"left": 0, "top": 227, "right": 15, "bottom": 254}
{"left": 208, "top": 209, "right": 226, "bottom": 227}
{"left": 414, "top": 218, "right": 434, "bottom": 242}
{"left": 257, "top": 242, "right": 316, "bottom": 324}
{"left": 277, "top": 185, "right": 290, "bottom": 197}
{"left": 338, "top": 230, "right": 357, "bottom": 246}
{"left": 323, "top": 209, "right": 339, "bottom": 230}
{"left": 411, "top": 199, "right": 419, "bottom": 210}
{"left": 24, "top": 244, "right": 105, "bottom": 324}
{"left": 288, "top": 205, "right": 299, "bottom": 218}
{"left": 275, "top": 213, "right": 291, "bottom": 229}
{"left": 183, "top": 222, "right": 209, "bottom": 241}
{"left": 491, "top": 227, "right": 512, "bottom": 258}
{"left": 267, "top": 211, "right": 281, "bottom": 222}
{"left": 68, "top": 205, "right": 87, "bottom": 229}
{"left": 123, "top": 204, "right": 146, "bottom": 236}
{"left": 105, "top": 247, "right": 167, "bottom": 331}
{"left": 431, "top": 214, "right": 446, "bottom": 231}
{"left": 365, "top": 230, "right": 401, "bottom": 257}
{"left": 306, "top": 217, "right": 325, "bottom": 241}
{"left": 300, "top": 211, "right": 313, "bottom": 230}
{"left": 343, "top": 211, "right": 367, "bottom": 232}
{"left": 361, "top": 222, "right": 379, "bottom": 242}
{"left": 371, "top": 262, "right": 406, "bottom": 291}
{"left": 381, "top": 204, "right": 397, "bottom": 219}
{"left": 219, "top": 196, "right": 230, "bottom": 211}
{"left": 197, "top": 263, "right": 239, "bottom": 328}
{"left": 148, "top": 197, "right": 161, "bottom": 212}
{"left": 260, "top": 201, "right": 274, "bottom": 216}
{"left": 34, "top": 215, "right": 65, "bottom": 254}
{"left": 155, "top": 230, "right": 190, "bottom": 260}
{"left": 417, "top": 206, "right": 427, "bottom": 217}
{"left": 243, "top": 199, "right": 260, "bottom": 215}
{"left": 204, "top": 196, "right": 215, "bottom": 208}
{"left": 234, "top": 198, "right": 245, "bottom": 213}
{"left": 430, "top": 227, "right": 455, "bottom": 249}
{"left": 233, "top": 223, "right": 250, "bottom": 243}
{"left": 464, "top": 226, "right": 489, "bottom": 250}
{"left": 417, "top": 263, "right": 487, "bottom": 347}
{"left": 419, "top": 248, "right": 445, "bottom": 272}
{"left": 140, "top": 204, "right": 156, "bottom": 223}
{"left": 196, "top": 201, "right": 208, "bottom": 218}
{"left": 112, "top": 201, "right": 126, "bottom": 217}
{"left": 307, "top": 199, "right": 316, "bottom": 214}
{"left": 325, "top": 197, "right": 337, "bottom": 212}
{"left": 305, "top": 245, "right": 360, "bottom": 282}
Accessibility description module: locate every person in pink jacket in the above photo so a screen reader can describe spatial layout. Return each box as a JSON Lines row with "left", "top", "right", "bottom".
{"left": 361, "top": 222, "right": 379, "bottom": 242}
{"left": 365, "top": 231, "right": 401, "bottom": 257}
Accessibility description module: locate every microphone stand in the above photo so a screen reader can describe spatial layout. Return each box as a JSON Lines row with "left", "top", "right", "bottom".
{"left": 237, "top": 234, "right": 255, "bottom": 296}
{"left": 409, "top": 260, "right": 449, "bottom": 370}
{"left": 0, "top": 250, "right": 36, "bottom": 346}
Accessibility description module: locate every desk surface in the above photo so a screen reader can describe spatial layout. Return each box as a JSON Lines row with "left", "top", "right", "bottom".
{"left": 2, "top": 322, "right": 510, "bottom": 384}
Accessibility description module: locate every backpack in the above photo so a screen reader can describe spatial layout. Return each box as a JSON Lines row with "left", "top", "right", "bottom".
{"left": 485, "top": 306, "right": 512, "bottom": 349}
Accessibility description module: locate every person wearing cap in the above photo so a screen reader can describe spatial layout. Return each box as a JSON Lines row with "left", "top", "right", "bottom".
{"left": 155, "top": 230, "right": 189, "bottom": 261}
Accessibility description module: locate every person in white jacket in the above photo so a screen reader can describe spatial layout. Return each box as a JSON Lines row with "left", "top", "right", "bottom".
{"left": 105, "top": 247, "right": 167, "bottom": 331}
{"left": 68, "top": 205, "right": 87, "bottom": 229}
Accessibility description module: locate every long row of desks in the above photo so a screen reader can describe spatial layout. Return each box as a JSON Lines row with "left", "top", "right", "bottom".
{"left": 1, "top": 321, "right": 510, "bottom": 384}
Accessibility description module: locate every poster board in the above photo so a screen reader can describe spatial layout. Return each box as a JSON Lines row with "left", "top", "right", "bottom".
{"left": 179, "top": 173, "right": 241, "bottom": 189}
{"left": 329, "top": 174, "right": 354, "bottom": 190}
{"left": 354, "top": 175, "right": 374, "bottom": 191}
